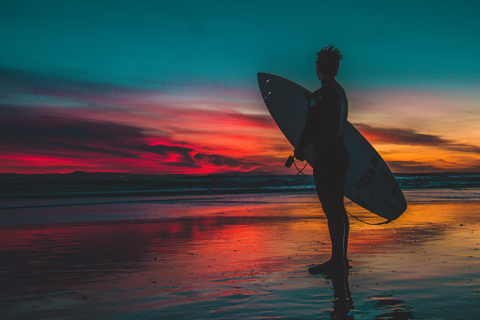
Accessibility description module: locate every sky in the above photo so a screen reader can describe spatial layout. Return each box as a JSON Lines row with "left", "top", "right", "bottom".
{"left": 1, "top": 0, "right": 480, "bottom": 175}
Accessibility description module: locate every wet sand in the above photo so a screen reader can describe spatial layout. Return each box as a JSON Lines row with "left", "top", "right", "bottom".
{"left": 0, "top": 198, "right": 479, "bottom": 319}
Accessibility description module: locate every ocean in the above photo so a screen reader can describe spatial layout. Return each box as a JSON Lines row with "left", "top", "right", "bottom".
{"left": 1, "top": 172, "right": 480, "bottom": 227}
{"left": 4, "top": 171, "right": 480, "bottom": 197}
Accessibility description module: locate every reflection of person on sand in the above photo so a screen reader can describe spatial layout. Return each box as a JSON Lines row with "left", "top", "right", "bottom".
{"left": 326, "top": 268, "right": 354, "bottom": 319}
{"left": 294, "top": 45, "right": 350, "bottom": 274}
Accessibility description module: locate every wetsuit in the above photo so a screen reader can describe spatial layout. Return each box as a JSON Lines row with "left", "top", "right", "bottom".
{"left": 295, "top": 76, "right": 350, "bottom": 262}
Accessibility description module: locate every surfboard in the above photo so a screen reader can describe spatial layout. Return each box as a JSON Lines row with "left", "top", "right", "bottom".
{"left": 257, "top": 72, "right": 406, "bottom": 221}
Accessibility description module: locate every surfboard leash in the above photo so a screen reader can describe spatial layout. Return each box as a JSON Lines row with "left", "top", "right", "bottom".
{"left": 293, "top": 159, "right": 308, "bottom": 181}
{"left": 346, "top": 211, "right": 392, "bottom": 225}
{"left": 285, "top": 155, "right": 309, "bottom": 181}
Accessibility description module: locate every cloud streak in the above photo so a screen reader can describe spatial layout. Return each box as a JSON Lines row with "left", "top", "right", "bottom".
{"left": 355, "top": 123, "right": 480, "bottom": 155}
{"left": 354, "top": 123, "right": 449, "bottom": 146}
{"left": 0, "top": 105, "right": 264, "bottom": 174}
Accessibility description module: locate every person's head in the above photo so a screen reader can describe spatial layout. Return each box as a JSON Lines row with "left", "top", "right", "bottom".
{"left": 316, "top": 45, "right": 343, "bottom": 79}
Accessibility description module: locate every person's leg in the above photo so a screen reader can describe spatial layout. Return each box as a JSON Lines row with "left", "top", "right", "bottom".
{"left": 340, "top": 153, "right": 350, "bottom": 262}
{"left": 335, "top": 174, "right": 349, "bottom": 262}
{"left": 321, "top": 191, "right": 347, "bottom": 264}
{"left": 326, "top": 158, "right": 349, "bottom": 263}
{"left": 342, "top": 206, "right": 349, "bottom": 262}
{"left": 309, "top": 167, "right": 348, "bottom": 274}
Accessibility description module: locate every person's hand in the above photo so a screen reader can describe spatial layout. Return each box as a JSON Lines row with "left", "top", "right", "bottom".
{"left": 294, "top": 148, "right": 306, "bottom": 161}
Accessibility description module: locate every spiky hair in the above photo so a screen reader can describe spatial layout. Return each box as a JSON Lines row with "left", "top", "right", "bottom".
{"left": 315, "top": 45, "right": 343, "bottom": 76}
{"left": 316, "top": 45, "right": 343, "bottom": 62}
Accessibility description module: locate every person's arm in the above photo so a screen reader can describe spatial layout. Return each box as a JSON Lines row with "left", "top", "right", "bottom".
{"left": 295, "top": 86, "right": 331, "bottom": 160}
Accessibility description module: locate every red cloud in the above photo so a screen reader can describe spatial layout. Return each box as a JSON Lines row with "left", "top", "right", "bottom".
{"left": 0, "top": 69, "right": 290, "bottom": 174}
{"left": 0, "top": 106, "right": 265, "bottom": 174}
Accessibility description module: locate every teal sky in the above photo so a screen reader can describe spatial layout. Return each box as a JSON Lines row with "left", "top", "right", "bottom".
{"left": 3, "top": 0, "right": 479, "bottom": 90}
{"left": 1, "top": 0, "right": 480, "bottom": 174}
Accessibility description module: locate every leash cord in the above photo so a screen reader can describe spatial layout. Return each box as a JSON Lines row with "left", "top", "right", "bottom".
{"left": 293, "top": 159, "right": 308, "bottom": 181}
{"left": 346, "top": 211, "right": 392, "bottom": 225}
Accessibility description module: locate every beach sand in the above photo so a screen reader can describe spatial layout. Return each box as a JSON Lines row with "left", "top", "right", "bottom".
{"left": 0, "top": 196, "right": 479, "bottom": 319}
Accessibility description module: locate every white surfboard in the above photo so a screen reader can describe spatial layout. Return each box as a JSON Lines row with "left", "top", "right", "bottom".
{"left": 257, "top": 73, "right": 406, "bottom": 221}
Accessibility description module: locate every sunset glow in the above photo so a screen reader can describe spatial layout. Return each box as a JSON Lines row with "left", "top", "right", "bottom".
{"left": 1, "top": 1, "right": 479, "bottom": 174}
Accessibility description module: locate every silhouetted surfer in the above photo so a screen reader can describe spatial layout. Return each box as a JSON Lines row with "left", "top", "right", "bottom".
{"left": 294, "top": 45, "right": 350, "bottom": 274}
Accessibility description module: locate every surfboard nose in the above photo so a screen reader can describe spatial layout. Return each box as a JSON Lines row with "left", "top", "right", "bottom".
{"left": 257, "top": 73, "right": 270, "bottom": 86}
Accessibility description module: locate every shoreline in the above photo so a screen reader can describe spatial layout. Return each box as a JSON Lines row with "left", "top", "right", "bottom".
{"left": 2, "top": 189, "right": 480, "bottom": 227}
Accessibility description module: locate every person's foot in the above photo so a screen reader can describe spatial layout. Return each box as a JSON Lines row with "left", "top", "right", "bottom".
{"left": 308, "top": 259, "right": 346, "bottom": 275}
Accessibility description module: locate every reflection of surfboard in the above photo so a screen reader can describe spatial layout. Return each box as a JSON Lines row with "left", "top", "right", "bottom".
{"left": 257, "top": 73, "right": 406, "bottom": 221}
